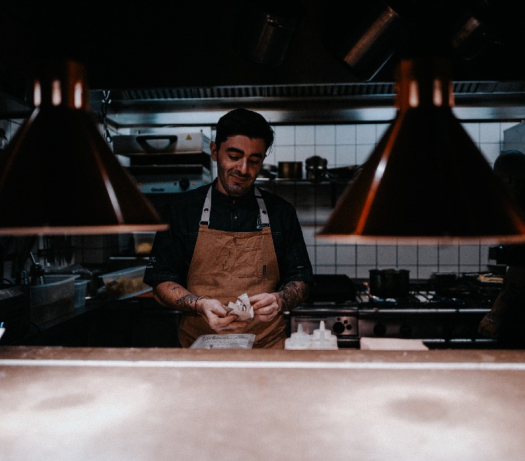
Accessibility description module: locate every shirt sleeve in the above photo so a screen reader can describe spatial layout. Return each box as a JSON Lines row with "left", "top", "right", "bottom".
{"left": 269, "top": 195, "right": 314, "bottom": 288}
{"left": 143, "top": 227, "right": 186, "bottom": 287}
{"left": 143, "top": 190, "right": 203, "bottom": 288}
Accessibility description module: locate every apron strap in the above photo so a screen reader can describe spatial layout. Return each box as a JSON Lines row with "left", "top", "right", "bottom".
{"left": 200, "top": 185, "right": 270, "bottom": 227}
{"left": 200, "top": 186, "right": 213, "bottom": 225}
{"left": 255, "top": 187, "right": 270, "bottom": 227}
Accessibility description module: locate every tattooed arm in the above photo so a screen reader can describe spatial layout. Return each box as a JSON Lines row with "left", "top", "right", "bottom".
{"left": 275, "top": 281, "right": 310, "bottom": 311}
{"left": 153, "top": 281, "right": 249, "bottom": 331}
{"left": 250, "top": 281, "right": 310, "bottom": 323}
{"left": 153, "top": 281, "right": 199, "bottom": 312}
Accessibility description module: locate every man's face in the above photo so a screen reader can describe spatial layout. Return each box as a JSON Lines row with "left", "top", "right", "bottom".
{"left": 211, "top": 135, "right": 266, "bottom": 198}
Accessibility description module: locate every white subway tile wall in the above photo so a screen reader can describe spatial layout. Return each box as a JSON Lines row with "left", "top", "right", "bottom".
{"left": 2, "top": 117, "right": 510, "bottom": 278}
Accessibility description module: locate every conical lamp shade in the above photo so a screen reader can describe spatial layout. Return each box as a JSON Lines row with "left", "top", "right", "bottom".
{"left": 0, "top": 61, "right": 168, "bottom": 235}
{"left": 318, "top": 56, "right": 525, "bottom": 245}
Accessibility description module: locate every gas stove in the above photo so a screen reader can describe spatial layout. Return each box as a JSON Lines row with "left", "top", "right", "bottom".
{"left": 289, "top": 274, "right": 502, "bottom": 349}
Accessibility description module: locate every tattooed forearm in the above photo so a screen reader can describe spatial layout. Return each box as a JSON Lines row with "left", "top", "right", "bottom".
{"left": 277, "top": 281, "right": 310, "bottom": 311}
{"left": 153, "top": 282, "right": 199, "bottom": 311}
{"left": 176, "top": 293, "right": 199, "bottom": 310}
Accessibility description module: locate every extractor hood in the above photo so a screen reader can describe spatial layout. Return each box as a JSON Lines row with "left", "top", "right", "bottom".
{"left": 91, "top": 79, "right": 525, "bottom": 128}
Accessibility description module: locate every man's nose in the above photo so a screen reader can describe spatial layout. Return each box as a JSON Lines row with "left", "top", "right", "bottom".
{"left": 238, "top": 159, "right": 249, "bottom": 174}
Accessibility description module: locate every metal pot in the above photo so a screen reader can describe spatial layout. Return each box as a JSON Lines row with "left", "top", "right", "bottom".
{"left": 259, "top": 164, "right": 278, "bottom": 180}
{"left": 305, "top": 155, "right": 327, "bottom": 181}
{"left": 278, "top": 161, "right": 303, "bottom": 179}
{"left": 430, "top": 272, "right": 458, "bottom": 297}
{"left": 369, "top": 268, "right": 410, "bottom": 298}
{"left": 325, "top": 165, "right": 361, "bottom": 181}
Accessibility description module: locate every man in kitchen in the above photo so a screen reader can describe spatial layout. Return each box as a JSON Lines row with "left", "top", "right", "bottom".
{"left": 143, "top": 108, "right": 313, "bottom": 348}
{"left": 478, "top": 150, "right": 525, "bottom": 348}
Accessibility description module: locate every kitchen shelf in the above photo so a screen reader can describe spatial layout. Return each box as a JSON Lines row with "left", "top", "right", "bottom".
{"left": 256, "top": 177, "right": 353, "bottom": 211}
{"left": 255, "top": 178, "right": 351, "bottom": 185}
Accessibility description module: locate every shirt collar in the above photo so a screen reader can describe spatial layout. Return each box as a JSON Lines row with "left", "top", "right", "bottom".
{"left": 211, "top": 179, "right": 256, "bottom": 205}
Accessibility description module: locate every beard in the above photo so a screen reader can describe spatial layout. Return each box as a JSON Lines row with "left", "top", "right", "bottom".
{"left": 218, "top": 169, "right": 254, "bottom": 197}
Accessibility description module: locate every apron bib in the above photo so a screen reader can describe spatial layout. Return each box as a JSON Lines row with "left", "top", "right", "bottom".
{"left": 180, "top": 186, "right": 283, "bottom": 348}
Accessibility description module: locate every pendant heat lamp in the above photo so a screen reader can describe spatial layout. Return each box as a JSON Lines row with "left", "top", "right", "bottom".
{"left": 318, "top": 56, "right": 525, "bottom": 245}
{"left": 0, "top": 60, "right": 167, "bottom": 235}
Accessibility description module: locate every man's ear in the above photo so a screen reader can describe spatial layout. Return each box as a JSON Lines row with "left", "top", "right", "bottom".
{"left": 210, "top": 141, "right": 218, "bottom": 161}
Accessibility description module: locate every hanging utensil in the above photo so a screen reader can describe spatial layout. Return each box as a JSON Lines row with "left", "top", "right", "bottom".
{"left": 29, "top": 252, "right": 46, "bottom": 285}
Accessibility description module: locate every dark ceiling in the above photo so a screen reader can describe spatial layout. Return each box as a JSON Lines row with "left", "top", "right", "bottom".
{"left": 2, "top": 0, "right": 525, "bottom": 91}
{"left": 2, "top": 0, "right": 525, "bottom": 127}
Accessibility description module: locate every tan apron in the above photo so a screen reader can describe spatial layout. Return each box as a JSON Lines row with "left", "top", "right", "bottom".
{"left": 180, "top": 186, "right": 284, "bottom": 348}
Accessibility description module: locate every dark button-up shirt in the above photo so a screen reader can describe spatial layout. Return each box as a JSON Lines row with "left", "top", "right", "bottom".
{"left": 144, "top": 181, "right": 314, "bottom": 289}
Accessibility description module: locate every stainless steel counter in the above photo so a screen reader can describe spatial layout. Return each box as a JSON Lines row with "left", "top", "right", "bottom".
{"left": 1, "top": 346, "right": 525, "bottom": 461}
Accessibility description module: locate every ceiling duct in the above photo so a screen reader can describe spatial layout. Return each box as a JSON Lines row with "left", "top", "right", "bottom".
{"left": 233, "top": 1, "right": 303, "bottom": 67}
{"left": 323, "top": 0, "right": 406, "bottom": 81}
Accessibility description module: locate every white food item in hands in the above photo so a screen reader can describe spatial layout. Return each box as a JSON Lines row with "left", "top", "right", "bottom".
{"left": 225, "top": 293, "right": 254, "bottom": 321}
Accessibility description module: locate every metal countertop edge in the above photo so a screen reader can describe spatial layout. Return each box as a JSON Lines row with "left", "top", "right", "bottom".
{"left": 1, "top": 359, "right": 525, "bottom": 371}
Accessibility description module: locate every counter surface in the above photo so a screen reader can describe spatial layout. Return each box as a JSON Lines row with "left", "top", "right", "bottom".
{"left": 1, "top": 346, "right": 525, "bottom": 461}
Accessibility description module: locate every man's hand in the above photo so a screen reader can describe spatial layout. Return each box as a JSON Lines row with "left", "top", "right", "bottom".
{"left": 197, "top": 297, "right": 250, "bottom": 332}
{"left": 249, "top": 280, "right": 310, "bottom": 323}
{"left": 478, "top": 312, "right": 500, "bottom": 339}
{"left": 250, "top": 292, "right": 281, "bottom": 322}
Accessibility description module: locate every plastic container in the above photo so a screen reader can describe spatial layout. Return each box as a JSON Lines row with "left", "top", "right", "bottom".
{"left": 310, "top": 321, "right": 338, "bottom": 350}
{"left": 285, "top": 321, "right": 338, "bottom": 350}
{"left": 73, "top": 279, "right": 89, "bottom": 308}
{"left": 30, "top": 275, "right": 79, "bottom": 324}
{"left": 100, "top": 266, "right": 151, "bottom": 299}
{"left": 284, "top": 324, "right": 312, "bottom": 350}
{"left": 133, "top": 232, "right": 156, "bottom": 255}
{"left": 190, "top": 334, "right": 256, "bottom": 349}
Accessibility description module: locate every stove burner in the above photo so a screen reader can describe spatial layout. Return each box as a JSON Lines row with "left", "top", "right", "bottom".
{"left": 365, "top": 293, "right": 422, "bottom": 306}
{"left": 291, "top": 273, "right": 502, "bottom": 348}
{"left": 429, "top": 294, "right": 467, "bottom": 306}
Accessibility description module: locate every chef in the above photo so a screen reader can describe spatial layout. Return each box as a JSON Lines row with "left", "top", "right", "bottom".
{"left": 478, "top": 150, "right": 525, "bottom": 347}
{"left": 143, "top": 108, "right": 313, "bottom": 348}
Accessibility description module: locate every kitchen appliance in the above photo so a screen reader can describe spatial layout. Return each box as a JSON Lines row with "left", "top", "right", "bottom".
{"left": 29, "top": 274, "right": 78, "bottom": 325}
{"left": 289, "top": 272, "right": 502, "bottom": 349}
{"left": 113, "top": 131, "right": 212, "bottom": 215}
{"left": 290, "top": 274, "right": 359, "bottom": 347}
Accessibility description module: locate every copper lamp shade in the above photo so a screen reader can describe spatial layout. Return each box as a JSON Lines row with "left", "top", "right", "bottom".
{"left": 318, "top": 56, "right": 525, "bottom": 245}
{"left": 0, "top": 61, "right": 167, "bottom": 235}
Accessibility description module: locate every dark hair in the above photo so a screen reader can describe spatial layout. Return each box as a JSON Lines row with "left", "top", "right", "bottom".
{"left": 494, "top": 150, "right": 525, "bottom": 178}
{"left": 214, "top": 108, "right": 275, "bottom": 156}
{"left": 494, "top": 150, "right": 525, "bottom": 211}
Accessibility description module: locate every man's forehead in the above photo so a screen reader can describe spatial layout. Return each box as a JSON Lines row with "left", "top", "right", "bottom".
{"left": 222, "top": 137, "right": 265, "bottom": 157}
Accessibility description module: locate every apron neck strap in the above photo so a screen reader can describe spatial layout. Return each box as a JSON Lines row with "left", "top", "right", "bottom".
{"left": 200, "top": 185, "right": 270, "bottom": 227}
{"left": 255, "top": 187, "right": 270, "bottom": 227}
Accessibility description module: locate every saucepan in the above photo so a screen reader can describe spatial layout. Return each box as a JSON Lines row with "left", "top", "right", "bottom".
{"left": 369, "top": 268, "right": 410, "bottom": 298}
{"left": 278, "top": 161, "right": 303, "bottom": 179}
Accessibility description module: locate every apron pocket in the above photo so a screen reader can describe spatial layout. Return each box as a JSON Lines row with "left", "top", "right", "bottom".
{"left": 237, "top": 249, "right": 262, "bottom": 277}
